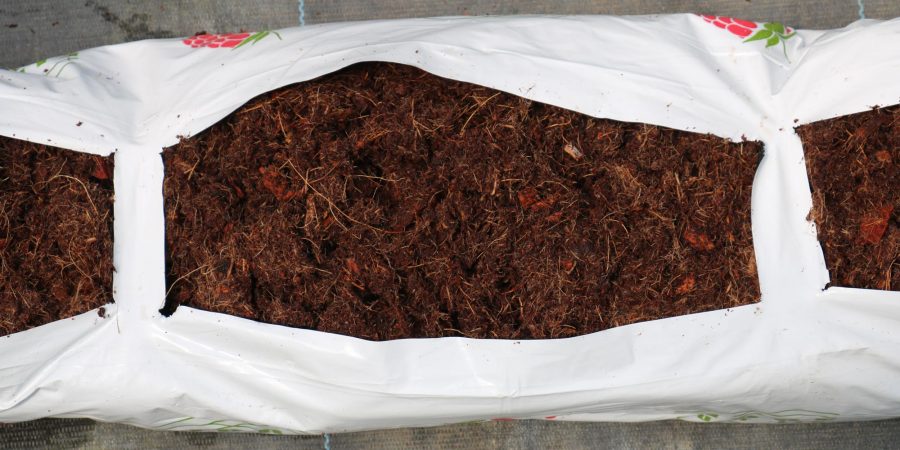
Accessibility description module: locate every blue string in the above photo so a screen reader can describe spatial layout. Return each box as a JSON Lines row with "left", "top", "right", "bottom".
{"left": 299, "top": 0, "right": 306, "bottom": 26}
{"left": 323, "top": 433, "right": 332, "bottom": 450}
{"left": 857, "top": 0, "right": 866, "bottom": 19}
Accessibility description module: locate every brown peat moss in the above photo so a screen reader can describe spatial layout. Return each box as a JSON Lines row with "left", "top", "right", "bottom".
{"left": 798, "top": 105, "right": 899, "bottom": 291}
{"left": 0, "top": 139, "right": 114, "bottom": 336}
{"left": 162, "top": 63, "right": 761, "bottom": 340}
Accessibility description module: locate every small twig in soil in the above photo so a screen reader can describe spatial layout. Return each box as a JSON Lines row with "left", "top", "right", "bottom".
{"left": 459, "top": 92, "right": 501, "bottom": 135}
{"left": 166, "top": 264, "right": 210, "bottom": 298}
{"left": 285, "top": 159, "right": 403, "bottom": 235}
{"left": 46, "top": 174, "right": 99, "bottom": 216}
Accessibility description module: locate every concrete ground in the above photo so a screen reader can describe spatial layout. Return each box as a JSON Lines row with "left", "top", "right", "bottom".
{"left": 1, "top": 1, "right": 899, "bottom": 448}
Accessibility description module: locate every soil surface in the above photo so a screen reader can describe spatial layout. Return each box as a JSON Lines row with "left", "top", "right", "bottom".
{"left": 163, "top": 63, "right": 761, "bottom": 340}
{"left": 0, "top": 139, "right": 114, "bottom": 336}
{"left": 798, "top": 105, "right": 899, "bottom": 291}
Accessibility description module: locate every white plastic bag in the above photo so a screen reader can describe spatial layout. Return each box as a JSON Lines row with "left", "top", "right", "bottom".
{"left": 1, "top": 14, "right": 899, "bottom": 433}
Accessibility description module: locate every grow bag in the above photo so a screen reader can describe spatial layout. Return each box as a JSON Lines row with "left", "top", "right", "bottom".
{"left": 1, "top": 14, "right": 899, "bottom": 432}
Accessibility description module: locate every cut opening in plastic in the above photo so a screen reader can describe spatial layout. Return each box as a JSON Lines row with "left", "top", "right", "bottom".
{"left": 0, "top": 137, "right": 114, "bottom": 336}
{"left": 160, "top": 62, "right": 762, "bottom": 340}
{"left": 797, "top": 104, "right": 899, "bottom": 292}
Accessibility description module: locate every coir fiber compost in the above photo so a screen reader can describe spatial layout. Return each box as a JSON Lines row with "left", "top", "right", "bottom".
{"left": 798, "top": 105, "right": 899, "bottom": 291}
{"left": 0, "top": 139, "right": 114, "bottom": 336}
{"left": 162, "top": 63, "right": 761, "bottom": 340}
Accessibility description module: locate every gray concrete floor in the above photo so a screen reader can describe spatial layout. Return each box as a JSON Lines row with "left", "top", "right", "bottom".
{"left": 2, "top": 1, "right": 899, "bottom": 448}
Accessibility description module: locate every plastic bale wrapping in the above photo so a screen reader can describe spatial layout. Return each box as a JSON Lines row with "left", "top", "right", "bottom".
{"left": 0, "top": 14, "right": 899, "bottom": 433}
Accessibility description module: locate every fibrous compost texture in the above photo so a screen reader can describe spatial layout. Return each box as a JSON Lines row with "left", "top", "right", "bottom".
{"left": 798, "top": 105, "right": 899, "bottom": 291}
{"left": 163, "top": 63, "right": 761, "bottom": 340}
{"left": 0, "top": 139, "right": 114, "bottom": 336}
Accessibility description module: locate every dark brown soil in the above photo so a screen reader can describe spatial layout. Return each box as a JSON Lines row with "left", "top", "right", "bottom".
{"left": 0, "top": 139, "right": 114, "bottom": 336}
{"left": 798, "top": 105, "right": 899, "bottom": 291}
{"left": 163, "top": 63, "right": 761, "bottom": 340}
